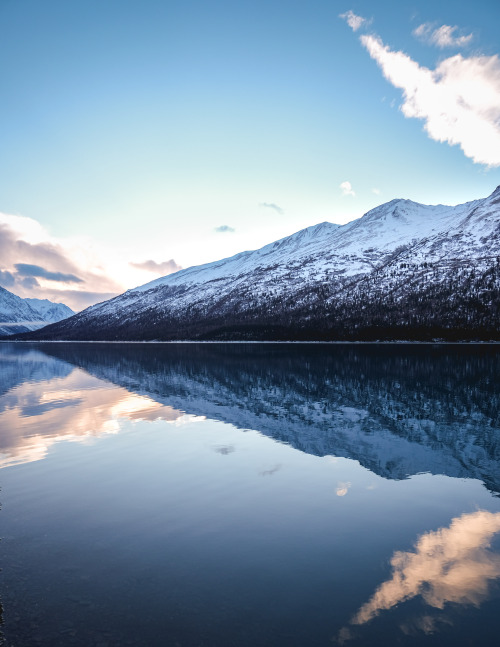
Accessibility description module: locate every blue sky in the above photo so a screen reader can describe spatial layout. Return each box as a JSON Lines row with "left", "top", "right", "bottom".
{"left": 1, "top": 0, "right": 499, "bottom": 309}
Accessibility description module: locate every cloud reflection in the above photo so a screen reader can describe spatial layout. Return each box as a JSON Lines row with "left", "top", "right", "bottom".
{"left": 0, "top": 368, "right": 185, "bottom": 468}
{"left": 338, "top": 510, "right": 500, "bottom": 642}
{"left": 336, "top": 481, "right": 351, "bottom": 496}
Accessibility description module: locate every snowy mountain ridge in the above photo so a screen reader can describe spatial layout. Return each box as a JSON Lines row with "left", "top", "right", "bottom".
{"left": 14, "top": 186, "right": 500, "bottom": 341}
{"left": 0, "top": 286, "right": 74, "bottom": 336}
{"left": 128, "top": 191, "right": 489, "bottom": 294}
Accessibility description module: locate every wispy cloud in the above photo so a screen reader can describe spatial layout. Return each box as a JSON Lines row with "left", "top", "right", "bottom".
{"left": 340, "top": 181, "right": 356, "bottom": 197}
{"left": 354, "top": 30, "right": 500, "bottom": 166}
{"left": 214, "top": 225, "right": 235, "bottom": 233}
{"left": 14, "top": 263, "right": 83, "bottom": 283}
{"left": 130, "top": 259, "right": 182, "bottom": 275}
{"left": 372, "top": 188, "right": 381, "bottom": 195}
{"left": 259, "top": 202, "right": 284, "bottom": 215}
{"left": 340, "top": 10, "right": 370, "bottom": 32}
{"left": 414, "top": 23, "right": 473, "bottom": 48}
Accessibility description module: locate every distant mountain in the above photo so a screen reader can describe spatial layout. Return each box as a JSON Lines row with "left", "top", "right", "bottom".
{"left": 24, "top": 297, "right": 74, "bottom": 323}
{"left": 0, "top": 286, "right": 74, "bottom": 336}
{"left": 13, "top": 186, "right": 500, "bottom": 341}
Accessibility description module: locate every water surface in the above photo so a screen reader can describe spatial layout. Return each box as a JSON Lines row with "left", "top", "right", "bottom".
{"left": 1, "top": 342, "right": 500, "bottom": 646}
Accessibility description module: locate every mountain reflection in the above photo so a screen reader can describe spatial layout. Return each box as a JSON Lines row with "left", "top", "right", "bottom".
{"left": 0, "top": 345, "right": 186, "bottom": 468}
{"left": 1, "top": 342, "right": 500, "bottom": 493}
{"left": 338, "top": 510, "right": 500, "bottom": 643}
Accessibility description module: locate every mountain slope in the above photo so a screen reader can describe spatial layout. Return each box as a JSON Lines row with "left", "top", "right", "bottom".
{"left": 14, "top": 187, "right": 500, "bottom": 341}
{"left": 0, "top": 286, "right": 74, "bottom": 336}
{"left": 24, "top": 298, "right": 74, "bottom": 322}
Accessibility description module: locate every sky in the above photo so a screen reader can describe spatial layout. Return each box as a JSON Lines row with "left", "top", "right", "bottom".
{"left": 1, "top": 0, "right": 499, "bottom": 311}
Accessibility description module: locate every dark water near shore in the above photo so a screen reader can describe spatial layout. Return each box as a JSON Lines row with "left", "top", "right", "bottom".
{"left": 1, "top": 342, "right": 500, "bottom": 646}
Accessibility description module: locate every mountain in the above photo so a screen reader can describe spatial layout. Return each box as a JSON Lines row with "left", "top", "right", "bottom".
{"left": 0, "top": 286, "right": 74, "bottom": 336}
{"left": 12, "top": 186, "right": 500, "bottom": 341}
{"left": 24, "top": 297, "right": 74, "bottom": 323}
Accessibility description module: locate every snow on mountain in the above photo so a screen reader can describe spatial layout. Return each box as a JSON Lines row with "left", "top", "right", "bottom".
{"left": 129, "top": 220, "right": 341, "bottom": 295}
{"left": 24, "top": 298, "right": 74, "bottom": 322}
{"left": 0, "top": 286, "right": 74, "bottom": 336}
{"left": 15, "top": 186, "right": 500, "bottom": 341}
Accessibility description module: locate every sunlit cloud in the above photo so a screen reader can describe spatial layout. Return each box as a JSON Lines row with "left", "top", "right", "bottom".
{"left": 259, "top": 202, "right": 284, "bottom": 215}
{"left": 0, "top": 212, "right": 173, "bottom": 310}
{"left": 337, "top": 510, "right": 500, "bottom": 643}
{"left": 357, "top": 32, "right": 500, "bottom": 166}
{"left": 340, "top": 181, "right": 356, "bottom": 197}
{"left": 414, "top": 23, "right": 473, "bottom": 49}
{"left": 340, "top": 10, "right": 370, "bottom": 32}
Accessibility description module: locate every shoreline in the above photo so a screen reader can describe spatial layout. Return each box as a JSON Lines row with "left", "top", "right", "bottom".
{"left": 1, "top": 339, "right": 500, "bottom": 345}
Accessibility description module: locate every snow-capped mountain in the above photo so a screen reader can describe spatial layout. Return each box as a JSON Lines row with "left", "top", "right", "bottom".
{"left": 16, "top": 186, "right": 500, "bottom": 341}
{"left": 24, "top": 297, "right": 74, "bottom": 323}
{"left": 0, "top": 286, "right": 74, "bottom": 336}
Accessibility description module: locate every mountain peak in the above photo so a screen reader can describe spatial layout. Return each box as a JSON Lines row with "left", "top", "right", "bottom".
{"left": 488, "top": 185, "right": 500, "bottom": 200}
{"left": 0, "top": 287, "right": 74, "bottom": 336}
{"left": 11, "top": 186, "right": 500, "bottom": 342}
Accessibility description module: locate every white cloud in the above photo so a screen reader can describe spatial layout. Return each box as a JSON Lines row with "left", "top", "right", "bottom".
{"left": 340, "top": 181, "right": 356, "bottom": 197}
{"left": 372, "top": 188, "right": 381, "bottom": 195}
{"left": 340, "top": 10, "right": 369, "bottom": 32}
{"left": 359, "top": 33, "right": 500, "bottom": 167}
{"left": 414, "top": 23, "right": 473, "bottom": 49}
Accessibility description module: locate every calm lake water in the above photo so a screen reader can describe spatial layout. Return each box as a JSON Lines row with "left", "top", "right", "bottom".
{"left": 1, "top": 342, "right": 500, "bottom": 647}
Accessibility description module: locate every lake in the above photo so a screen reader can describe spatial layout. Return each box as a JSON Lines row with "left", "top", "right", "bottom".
{"left": 1, "top": 342, "right": 500, "bottom": 646}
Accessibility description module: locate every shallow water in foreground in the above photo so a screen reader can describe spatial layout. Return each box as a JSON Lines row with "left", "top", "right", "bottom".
{"left": 1, "top": 342, "right": 500, "bottom": 646}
